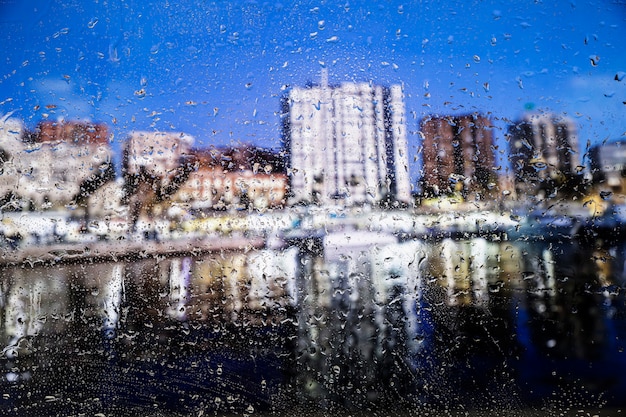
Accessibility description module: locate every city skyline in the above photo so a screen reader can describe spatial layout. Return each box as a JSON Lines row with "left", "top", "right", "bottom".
{"left": 1, "top": 1, "right": 625, "bottom": 185}
{"left": 0, "top": 101, "right": 615, "bottom": 201}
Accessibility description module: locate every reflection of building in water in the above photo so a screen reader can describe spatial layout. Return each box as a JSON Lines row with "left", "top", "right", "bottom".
{"left": 1, "top": 268, "right": 65, "bottom": 348}
{"left": 508, "top": 113, "right": 582, "bottom": 201}
{"left": 0, "top": 118, "right": 115, "bottom": 213}
{"left": 283, "top": 73, "right": 412, "bottom": 207}
{"left": 247, "top": 248, "right": 298, "bottom": 310}
{"left": 518, "top": 242, "right": 609, "bottom": 360}
{"left": 433, "top": 238, "right": 501, "bottom": 307}
{"left": 0, "top": 250, "right": 299, "bottom": 362}
{"left": 167, "top": 257, "right": 192, "bottom": 321}
{"left": 0, "top": 262, "right": 127, "bottom": 383}
{"left": 420, "top": 114, "right": 497, "bottom": 201}
{"left": 293, "top": 231, "right": 426, "bottom": 404}
{"left": 171, "top": 146, "right": 288, "bottom": 212}
{"left": 370, "top": 238, "right": 426, "bottom": 360}
{"left": 423, "top": 239, "right": 524, "bottom": 408}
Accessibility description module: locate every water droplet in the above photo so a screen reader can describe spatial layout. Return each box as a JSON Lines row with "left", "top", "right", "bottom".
{"left": 88, "top": 18, "right": 99, "bottom": 29}
{"left": 473, "top": 55, "right": 481, "bottom": 63}
{"left": 600, "top": 191, "right": 613, "bottom": 200}
{"left": 246, "top": 405, "right": 255, "bottom": 413}
{"left": 530, "top": 159, "right": 547, "bottom": 171}
{"left": 615, "top": 71, "right": 626, "bottom": 81}
{"left": 589, "top": 55, "right": 600, "bottom": 66}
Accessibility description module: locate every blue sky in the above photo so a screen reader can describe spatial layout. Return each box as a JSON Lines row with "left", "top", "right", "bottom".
{"left": 1, "top": 0, "right": 625, "bottom": 182}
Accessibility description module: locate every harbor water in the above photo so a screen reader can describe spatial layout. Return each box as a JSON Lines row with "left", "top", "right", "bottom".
{"left": 2, "top": 233, "right": 626, "bottom": 415}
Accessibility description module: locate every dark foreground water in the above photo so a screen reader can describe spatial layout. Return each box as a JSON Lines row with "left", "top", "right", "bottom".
{"left": 2, "top": 233, "right": 626, "bottom": 416}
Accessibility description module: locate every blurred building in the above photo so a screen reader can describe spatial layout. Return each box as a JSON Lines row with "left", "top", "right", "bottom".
{"left": 86, "top": 178, "right": 127, "bottom": 219}
{"left": 508, "top": 113, "right": 582, "bottom": 200}
{"left": 587, "top": 138, "right": 626, "bottom": 209}
{"left": 420, "top": 114, "right": 497, "bottom": 200}
{"left": 589, "top": 138, "right": 626, "bottom": 191}
{"left": 171, "top": 145, "right": 287, "bottom": 212}
{"left": 0, "top": 118, "right": 114, "bottom": 212}
{"left": 123, "top": 131, "right": 195, "bottom": 178}
{"left": 283, "top": 76, "right": 412, "bottom": 207}
{"left": 122, "top": 131, "right": 196, "bottom": 221}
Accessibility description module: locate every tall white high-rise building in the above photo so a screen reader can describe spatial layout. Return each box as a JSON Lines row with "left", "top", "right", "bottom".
{"left": 283, "top": 76, "right": 411, "bottom": 207}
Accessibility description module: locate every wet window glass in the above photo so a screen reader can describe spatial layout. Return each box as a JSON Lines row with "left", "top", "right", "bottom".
{"left": 1, "top": 1, "right": 626, "bottom": 415}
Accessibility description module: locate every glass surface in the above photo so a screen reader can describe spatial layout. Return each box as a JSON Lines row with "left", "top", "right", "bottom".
{"left": 1, "top": 1, "right": 626, "bottom": 415}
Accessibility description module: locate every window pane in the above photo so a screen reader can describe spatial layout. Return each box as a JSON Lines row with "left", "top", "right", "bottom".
{"left": 1, "top": 1, "right": 625, "bottom": 415}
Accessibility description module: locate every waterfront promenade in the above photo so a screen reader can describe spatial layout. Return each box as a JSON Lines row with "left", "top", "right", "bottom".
{"left": 0, "top": 235, "right": 265, "bottom": 266}
{"left": 1, "top": 206, "right": 599, "bottom": 265}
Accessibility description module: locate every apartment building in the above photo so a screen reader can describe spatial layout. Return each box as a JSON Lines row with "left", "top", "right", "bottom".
{"left": 508, "top": 113, "right": 581, "bottom": 199}
{"left": 420, "top": 114, "right": 497, "bottom": 200}
{"left": 0, "top": 119, "right": 114, "bottom": 212}
{"left": 172, "top": 146, "right": 287, "bottom": 211}
{"left": 283, "top": 77, "right": 411, "bottom": 207}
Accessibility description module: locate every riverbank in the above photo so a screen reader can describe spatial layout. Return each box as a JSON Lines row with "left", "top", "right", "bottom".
{"left": 0, "top": 235, "right": 265, "bottom": 266}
